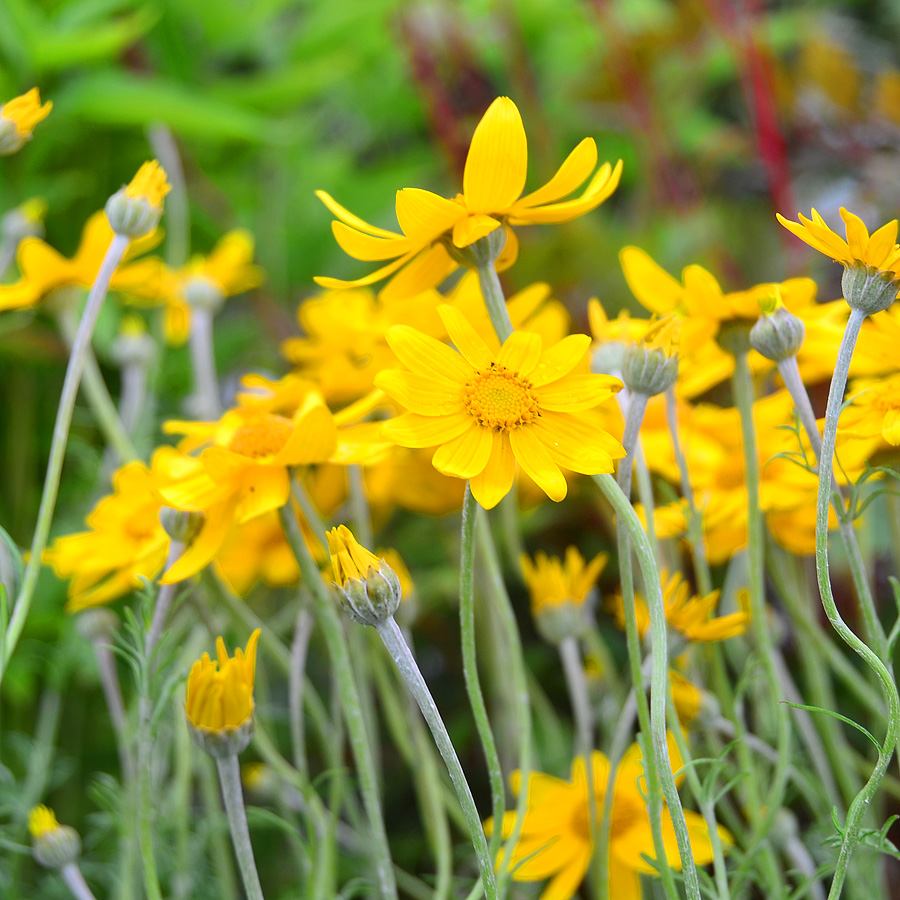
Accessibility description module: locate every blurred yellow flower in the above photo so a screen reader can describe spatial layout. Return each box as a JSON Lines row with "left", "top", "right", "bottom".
{"left": 0, "top": 88, "right": 52, "bottom": 154}
{"left": 485, "top": 735, "right": 725, "bottom": 900}
{"left": 28, "top": 805, "right": 61, "bottom": 840}
{"left": 44, "top": 454, "right": 170, "bottom": 611}
{"left": 840, "top": 374, "right": 900, "bottom": 446}
{"left": 125, "top": 160, "right": 171, "bottom": 209}
{"left": 521, "top": 547, "right": 607, "bottom": 616}
{"left": 316, "top": 96, "right": 622, "bottom": 300}
{"left": 376, "top": 305, "right": 623, "bottom": 508}
{"left": 186, "top": 630, "right": 260, "bottom": 732}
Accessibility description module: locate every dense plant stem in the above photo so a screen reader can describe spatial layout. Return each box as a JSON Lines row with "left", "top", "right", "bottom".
{"left": 376, "top": 616, "right": 499, "bottom": 900}
{"left": 777, "top": 354, "right": 886, "bottom": 658}
{"left": 813, "top": 306, "right": 900, "bottom": 900}
{"left": 559, "top": 636, "right": 593, "bottom": 755}
{"left": 280, "top": 491, "right": 399, "bottom": 900}
{"left": 217, "top": 753, "right": 266, "bottom": 900}
{"left": 596, "top": 389, "right": 701, "bottom": 900}
{"left": 289, "top": 605, "right": 313, "bottom": 781}
{"left": 2, "top": 233, "right": 130, "bottom": 681}
{"left": 60, "top": 863, "right": 100, "bottom": 900}
{"left": 458, "top": 486, "right": 506, "bottom": 857}
{"left": 475, "top": 262, "right": 513, "bottom": 343}
{"left": 189, "top": 306, "right": 220, "bottom": 420}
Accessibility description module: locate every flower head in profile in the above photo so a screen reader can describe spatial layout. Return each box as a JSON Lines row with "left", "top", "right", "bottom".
{"left": 485, "top": 735, "right": 727, "bottom": 900}
{"left": 610, "top": 570, "right": 750, "bottom": 644}
{"left": 186, "top": 630, "right": 261, "bottom": 756}
{"left": 106, "top": 160, "right": 171, "bottom": 237}
{"left": 0, "top": 88, "right": 52, "bottom": 155}
{"left": 521, "top": 547, "right": 606, "bottom": 643}
{"left": 28, "top": 805, "right": 81, "bottom": 869}
{"left": 316, "top": 97, "right": 623, "bottom": 301}
{"left": 375, "top": 305, "right": 624, "bottom": 509}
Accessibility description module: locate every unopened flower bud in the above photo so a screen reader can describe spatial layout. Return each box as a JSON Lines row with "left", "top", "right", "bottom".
{"left": 111, "top": 315, "right": 156, "bottom": 369}
{"left": 29, "top": 806, "right": 81, "bottom": 869}
{"left": 327, "top": 526, "right": 402, "bottom": 626}
{"left": 750, "top": 306, "right": 806, "bottom": 361}
{"left": 159, "top": 507, "right": 204, "bottom": 544}
{"left": 842, "top": 263, "right": 898, "bottom": 314}
{"left": 621, "top": 316, "right": 680, "bottom": 396}
{"left": 1, "top": 198, "right": 46, "bottom": 243}
{"left": 445, "top": 226, "right": 508, "bottom": 269}
{"left": 184, "top": 275, "right": 226, "bottom": 314}
{"left": 591, "top": 340, "right": 627, "bottom": 376}
{"left": 0, "top": 89, "right": 52, "bottom": 156}
{"left": 105, "top": 161, "right": 170, "bottom": 238}
{"left": 76, "top": 608, "right": 120, "bottom": 643}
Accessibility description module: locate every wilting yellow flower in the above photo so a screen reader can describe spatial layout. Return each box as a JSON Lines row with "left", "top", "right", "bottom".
{"left": 44, "top": 454, "right": 170, "bottom": 611}
{"left": 328, "top": 524, "right": 384, "bottom": 586}
{"left": 777, "top": 208, "right": 900, "bottom": 274}
{"left": 485, "top": 735, "right": 726, "bottom": 900}
{"left": 186, "top": 629, "right": 261, "bottom": 733}
{"left": 316, "top": 96, "right": 622, "bottom": 300}
{"left": 610, "top": 569, "right": 749, "bottom": 644}
{"left": 0, "top": 211, "right": 166, "bottom": 312}
{"left": 521, "top": 547, "right": 607, "bottom": 616}
{"left": 28, "top": 805, "right": 61, "bottom": 840}
{"left": 0, "top": 88, "right": 52, "bottom": 154}
{"left": 375, "top": 305, "right": 623, "bottom": 508}
{"left": 157, "top": 229, "right": 265, "bottom": 344}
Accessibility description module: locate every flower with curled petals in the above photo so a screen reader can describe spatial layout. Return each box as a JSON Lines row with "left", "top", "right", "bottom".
{"left": 316, "top": 96, "right": 622, "bottom": 301}
{"left": 0, "top": 88, "right": 52, "bottom": 155}
{"left": 374, "top": 305, "right": 624, "bottom": 509}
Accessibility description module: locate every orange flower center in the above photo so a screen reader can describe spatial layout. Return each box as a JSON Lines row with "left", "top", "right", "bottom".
{"left": 463, "top": 363, "right": 540, "bottom": 431}
{"left": 228, "top": 414, "right": 293, "bottom": 459}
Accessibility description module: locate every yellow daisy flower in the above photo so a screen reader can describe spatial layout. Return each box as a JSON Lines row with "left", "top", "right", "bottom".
{"left": 375, "top": 305, "right": 624, "bottom": 509}
{"left": 521, "top": 547, "right": 607, "bottom": 616}
{"left": 316, "top": 96, "right": 622, "bottom": 301}
{"left": 28, "top": 805, "right": 62, "bottom": 839}
{"left": 610, "top": 569, "right": 749, "bottom": 643}
{"left": 0, "top": 88, "right": 52, "bottom": 155}
{"left": 839, "top": 373, "right": 900, "bottom": 446}
{"left": 186, "top": 629, "right": 260, "bottom": 732}
{"left": 485, "top": 735, "right": 726, "bottom": 900}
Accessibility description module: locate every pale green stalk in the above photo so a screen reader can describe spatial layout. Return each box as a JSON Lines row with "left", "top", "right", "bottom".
{"left": 280, "top": 492, "right": 399, "bottom": 900}
{"left": 632, "top": 441, "right": 660, "bottom": 563}
{"left": 291, "top": 472, "right": 330, "bottom": 548}
{"left": 777, "top": 354, "right": 885, "bottom": 657}
{"left": 459, "top": 485, "right": 506, "bottom": 856}
{"left": 474, "top": 261, "right": 513, "bottom": 343}
{"left": 199, "top": 754, "right": 239, "bottom": 900}
{"left": 289, "top": 605, "right": 313, "bottom": 781}
{"left": 216, "top": 753, "right": 266, "bottom": 900}
{"left": 604, "top": 389, "right": 684, "bottom": 900}
{"left": 146, "top": 541, "right": 183, "bottom": 657}
{"left": 2, "top": 233, "right": 130, "bottom": 681}
{"left": 60, "top": 863, "right": 99, "bottom": 900}
{"left": 148, "top": 123, "right": 189, "bottom": 267}
{"left": 189, "top": 306, "right": 221, "bottom": 420}
{"left": 813, "top": 306, "right": 900, "bottom": 900}
{"left": 665, "top": 386, "right": 712, "bottom": 595}
{"left": 593, "top": 469, "right": 701, "bottom": 900}
{"left": 559, "top": 636, "right": 593, "bottom": 755}
{"left": 376, "top": 616, "right": 498, "bottom": 900}
{"left": 348, "top": 464, "right": 374, "bottom": 548}
{"left": 730, "top": 348, "right": 792, "bottom": 837}
{"left": 172, "top": 706, "right": 193, "bottom": 900}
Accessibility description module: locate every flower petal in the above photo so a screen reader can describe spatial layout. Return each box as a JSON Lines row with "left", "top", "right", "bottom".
{"left": 452, "top": 213, "right": 501, "bottom": 248}
{"left": 316, "top": 190, "right": 400, "bottom": 239}
{"left": 509, "top": 427, "right": 567, "bottom": 501}
{"left": 776, "top": 212, "right": 849, "bottom": 261}
{"left": 382, "top": 325, "right": 473, "bottom": 382}
{"left": 432, "top": 426, "right": 493, "bottom": 479}
{"left": 606, "top": 854, "right": 642, "bottom": 900}
{"left": 463, "top": 97, "right": 528, "bottom": 213}
{"left": 840, "top": 207, "right": 870, "bottom": 261}
{"left": 376, "top": 370, "right": 464, "bottom": 415}
{"left": 496, "top": 226, "right": 519, "bottom": 271}
{"left": 332, "top": 221, "right": 414, "bottom": 261}
{"left": 497, "top": 330, "right": 542, "bottom": 376}
{"left": 682, "top": 264, "right": 723, "bottom": 314}
{"left": 536, "top": 847, "right": 592, "bottom": 900}
{"left": 469, "top": 432, "right": 515, "bottom": 509}
{"left": 866, "top": 219, "right": 899, "bottom": 268}
{"left": 379, "top": 242, "right": 456, "bottom": 302}
{"left": 529, "top": 334, "right": 592, "bottom": 387}
{"left": 619, "top": 246, "right": 685, "bottom": 314}
{"left": 161, "top": 497, "right": 239, "bottom": 584}
{"left": 395, "top": 188, "right": 467, "bottom": 242}
{"left": 438, "top": 304, "right": 495, "bottom": 369}
{"left": 276, "top": 397, "right": 339, "bottom": 464}
{"left": 382, "top": 411, "right": 472, "bottom": 448}
{"left": 532, "top": 411, "right": 622, "bottom": 474}
{"left": 535, "top": 373, "right": 622, "bottom": 411}
{"left": 314, "top": 248, "right": 420, "bottom": 291}
{"left": 516, "top": 137, "right": 598, "bottom": 209}
{"left": 236, "top": 466, "right": 290, "bottom": 523}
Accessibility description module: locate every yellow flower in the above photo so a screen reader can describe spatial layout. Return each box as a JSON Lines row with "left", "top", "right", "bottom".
{"left": 0, "top": 88, "right": 52, "bottom": 154}
{"left": 873, "top": 68, "right": 900, "bottom": 127}
{"left": 28, "top": 805, "right": 61, "bottom": 840}
{"left": 186, "top": 629, "right": 261, "bottom": 733}
{"left": 839, "top": 374, "right": 900, "bottom": 446}
{"left": 670, "top": 670, "right": 702, "bottom": 725}
{"left": 328, "top": 524, "right": 384, "bottom": 586}
{"left": 44, "top": 454, "right": 170, "bottom": 611}
{"left": 485, "top": 735, "right": 726, "bottom": 900}
{"left": 316, "top": 96, "right": 622, "bottom": 301}
{"left": 125, "top": 160, "right": 171, "bottom": 209}
{"left": 375, "top": 305, "right": 624, "bottom": 508}
{"left": 0, "top": 211, "right": 166, "bottom": 313}
{"left": 521, "top": 547, "right": 607, "bottom": 616}
{"left": 776, "top": 208, "right": 900, "bottom": 274}
{"left": 610, "top": 569, "right": 749, "bottom": 643}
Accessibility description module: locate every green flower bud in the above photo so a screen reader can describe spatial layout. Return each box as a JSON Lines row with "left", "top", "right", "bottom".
{"left": 842, "top": 263, "right": 898, "bottom": 314}
{"left": 159, "top": 508, "right": 205, "bottom": 544}
{"left": 444, "top": 226, "right": 508, "bottom": 269}
{"left": 184, "top": 275, "right": 225, "bottom": 314}
{"left": 188, "top": 716, "right": 255, "bottom": 758}
{"left": 29, "top": 807, "right": 81, "bottom": 869}
{"left": 749, "top": 306, "right": 806, "bottom": 361}
{"left": 105, "top": 189, "right": 161, "bottom": 238}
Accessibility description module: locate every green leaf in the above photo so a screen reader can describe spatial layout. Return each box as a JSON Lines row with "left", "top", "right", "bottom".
{"left": 783, "top": 701, "right": 880, "bottom": 750}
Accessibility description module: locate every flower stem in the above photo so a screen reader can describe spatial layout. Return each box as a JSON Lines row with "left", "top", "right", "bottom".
{"left": 146, "top": 540, "right": 184, "bottom": 659}
{"left": 289, "top": 604, "right": 313, "bottom": 781}
{"left": 148, "top": 123, "right": 190, "bottom": 268}
{"left": 188, "top": 306, "right": 220, "bottom": 420}
{"left": 665, "top": 386, "right": 712, "bottom": 595}
{"left": 777, "top": 353, "right": 886, "bottom": 658}
{"left": 593, "top": 468, "right": 701, "bottom": 900}
{"left": 348, "top": 464, "right": 374, "bottom": 548}
{"left": 89, "top": 631, "right": 132, "bottom": 780}
{"left": 458, "top": 486, "right": 506, "bottom": 858}
{"left": 2, "top": 233, "right": 130, "bottom": 682}
{"left": 280, "top": 490, "right": 399, "bottom": 900}
{"left": 216, "top": 753, "right": 266, "bottom": 900}
{"left": 813, "top": 306, "right": 900, "bottom": 900}
{"left": 60, "top": 862, "right": 100, "bottom": 900}
{"left": 475, "top": 262, "right": 513, "bottom": 343}
{"left": 559, "top": 636, "right": 593, "bottom": 755}
{"left": 376, "top": 615, "right": 499, "bottom": 900}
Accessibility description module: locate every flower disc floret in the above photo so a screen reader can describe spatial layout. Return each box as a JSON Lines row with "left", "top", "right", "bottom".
{"left": 464, "top": 363, "right": 540, "bottom": 430}
{"left": 228, "top": 414, "right": 295, "bottom": 459}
